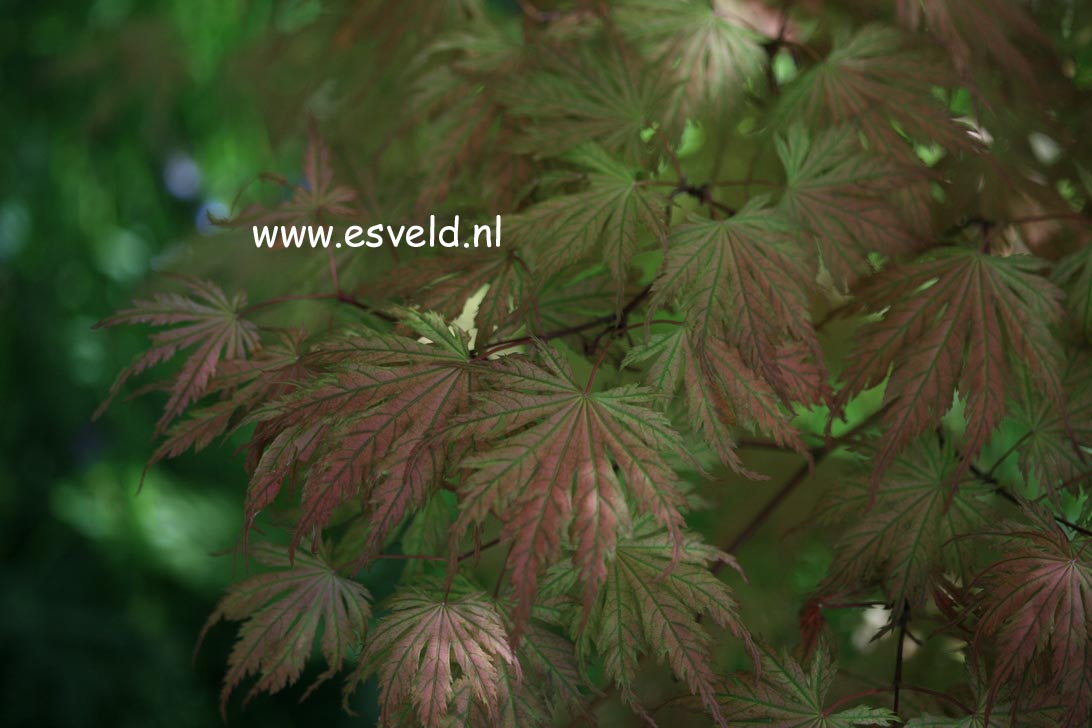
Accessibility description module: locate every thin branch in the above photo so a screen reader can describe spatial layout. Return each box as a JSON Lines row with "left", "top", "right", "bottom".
{"left": 241, "top": 291, "right": 395, "bottom": 321}
{"left": 713, "top": 406, "right": 886, "bottom": 569}
{"left": 893, "top": 602, "right": 909, "bottom": 716}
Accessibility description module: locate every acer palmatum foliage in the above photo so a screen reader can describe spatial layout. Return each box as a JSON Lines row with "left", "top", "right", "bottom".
{"left": 97, "top": 1, "right": 1092, "bottom": 726}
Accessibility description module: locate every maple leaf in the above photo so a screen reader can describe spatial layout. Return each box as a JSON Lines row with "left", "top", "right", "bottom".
{"left": 447, "top": 345, "right": 690, "bottom": 634}
{"left": 244, "top": 309, "right": 473, "bottom": 555}
{"left": 148, "top": 329, "right": 308, "bottom": 467}
{"left": 776, "top": 25, "right": 972, "bottom": 162}
{"left": 506, "top": 144, "right": 666, "bottom": 302}
{"left": 501, "top": 42, "right": 674, "bottom": 164}
{"left": 624, "top": 327, "right": 816, "bottom": 473}
{"left": 1005, "top": 351, "right": 1092, "bottom": 500}
{"left": 971, "top": 505, "right": 1092, "bottom": 727}
{"left": 776, "top": 124, "right": 923, "bottom": 289}
{"left": 553, "top": 519, "right": 755, "bottom": 727}
{"left": 445, "top": 621, "right": 587, "bottom": 728}
{"left": 409, "top": 24, "right": 532, "bottom": 213}
{"left": 894, "top": 0, "right": 1050, "bottom": 85}
{"left": 838, "top": 247, "right": 1065, "bottom": 491}
{"left": 615, "top": 0, "right": 767, "bottom": 118}
{"left": 377, "top": 249, "right": 529, "bottom": 340}
{"left": 198, "top": 542, "right": 371, "bottom": 716}
{"left": 813, "top": 436, "right": 995, "bottom": 619}
{"left": 1053, "top": 246, "right": 1092, "bottom": 345}
{"left": 94, "top": 276, "right": 260, "bottom": 435}
{"left": 718, "top": 644, "right": 898, "bottom": 728}
{"left": 647, "top": 199, "right": 826, "bottom": 459}
{"left": 348, "top": 584, "right": 520, "bottom": 728}
{"left": 230, "top": 119, "right": 358, "bottom": 227}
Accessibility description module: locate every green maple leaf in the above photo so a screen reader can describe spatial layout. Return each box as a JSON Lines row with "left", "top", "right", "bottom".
{"left": 550, "top": 519, "right": 755, "bottom": 728}
{"left": 776, "top": 25, "right": 971, "bottom": 161}
{"left": 502, "top": 43, "right": 674, "bottom": 163}
{"left": 1053, "top": 246, "right": 1092, "bottom": 345}
{"left": 719, "top": 645, "right": 898, "bottom": 728}
{"left": 814, "top": 436, "right": 995, "bottom": 618}
{"left": 647, "top": 199, "right": 825, "bottom": 460}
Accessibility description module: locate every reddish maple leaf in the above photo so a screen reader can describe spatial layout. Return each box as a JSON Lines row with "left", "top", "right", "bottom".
{"left": 198, "top": 542, "right": 371, "bottom": 716}
{"left": 776, "top": 24, "right": 973, "bottom": 162}
{"left": 971, "top": 505, "right": 1092, "bottom": 727}
{"left": 646, "top": 199, "right": 826, "bottom": 462}
{"left": 447, "top": 345, "right": 690, "bottom": 635}
{"left": 839, "top": 247, "right": 1065, "bottom": 492}
{"left": 94, "top": 276, "right": 260, "bottom": 435}
{"left": 777, "top": 124, "right": 924, "bottom": 290}
{"left": 347, "top": 583, "right": 520, "bottom": 728}
{"left": 244, "top": 309, "right": 473, "bottom": 555}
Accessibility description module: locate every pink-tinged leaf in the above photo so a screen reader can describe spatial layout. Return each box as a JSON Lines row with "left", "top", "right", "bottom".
{"left": 245, "top": 309, "right": 474, "bottom": 556}
{"left": 506, "top": 143, "right": 667, "bottom": 306}
{"left": 448, "top": 346, "right": 690, "bottom": 637}
{"left": 198, "top": 542, "right": 371, "bottom": 716}
{"left": 972, "top": 506, "right": 1092, "bottom": 728}
{"left": 777, "top": 124, "right": 924, "bottom": 290}
{"left": 646, "top": 200, "right": 823, "bottom": 460}
{"left": 94, "top": 276, "right": 260, "bottom": 435}
{"left": 839, "top": 248, "right": 1065, "bottom": 492}
{"left": 349, "top": 585, "right": 521, "bottom": 728}
{"left": 776, "top": 25, "right": 974, "bottom": 163}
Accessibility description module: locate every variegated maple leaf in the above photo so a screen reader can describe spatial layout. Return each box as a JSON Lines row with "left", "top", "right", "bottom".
{"left": 94, "top": 276, "right": 260, "bottom": 435}
{"left": 506, "top": 144, "right": 666, "bottom": 303}
{"left": 777, "top": 124, "right": 923, "bottom": 289}
{"left": 718, "top": 645, "right": 898, "bottom": 728}
{"left": 244, "top": 309, "right": 473, "bottom": 555}
{"left": 971, "top": 505, "right": 1092, "bottom": 728}
{"left": 647, "top": 199, "right": 827, "bottom": 463}
{"left": 198, "top": 542, "right": 371, "bottom": 715}
{"left": 814, "top": 436, "right": 994, "bottom": 619}
{"left": 776, "top": 25, "right": 972, "bottom": 162}
{"left": 838, "top": 247, "right": 1065, "bottom": 491}
{"left": 376, "top": 249, "right": 529, "bottom": 340}
{"left": 447, "top": 344, "right": 690, "bottom": 634}
{"left": 348, "top": 584, "right": 520, "bottom": 728}
{"left": 548, "top": 519, "right": 755, "bottom": 728}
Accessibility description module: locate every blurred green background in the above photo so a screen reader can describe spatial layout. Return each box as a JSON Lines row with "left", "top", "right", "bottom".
{"left": 0, "top": 2, "right": 373, "bottom": 725}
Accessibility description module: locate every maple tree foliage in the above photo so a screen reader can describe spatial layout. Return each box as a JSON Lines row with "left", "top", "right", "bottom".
{"left": 95, "top": 1, "right": 1092, "bottom": 726}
